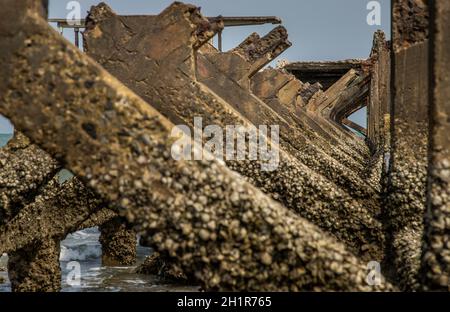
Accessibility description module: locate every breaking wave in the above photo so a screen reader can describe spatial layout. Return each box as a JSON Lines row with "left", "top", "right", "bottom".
{"left": 60, "top": 228, "right": 102, "bottom": 262}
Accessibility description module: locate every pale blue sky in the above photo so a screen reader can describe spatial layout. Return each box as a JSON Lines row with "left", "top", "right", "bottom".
{"left": 0, "top": 0, "right": 390, "bottom": 133}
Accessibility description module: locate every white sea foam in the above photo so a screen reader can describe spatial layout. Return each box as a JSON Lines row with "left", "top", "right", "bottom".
{"left": 60, "top": 228, "right": 102, "bottom": 261}
{"left": 60, "top": 244, "right": 102, "bottom": 261}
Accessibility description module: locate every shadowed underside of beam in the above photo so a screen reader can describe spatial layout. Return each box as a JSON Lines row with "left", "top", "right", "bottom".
{"left": 284, "top": 60, "right": 364, "bottom": 90}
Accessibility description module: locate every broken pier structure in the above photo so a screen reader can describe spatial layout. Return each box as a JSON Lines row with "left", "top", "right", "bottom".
{"left": 0, "top": 0, "right": 448, "bottom": 292}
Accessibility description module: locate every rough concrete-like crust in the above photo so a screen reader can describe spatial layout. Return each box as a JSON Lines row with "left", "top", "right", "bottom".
{"left": 83, "top": 6, "right": 384, "bottom": 261}
{"left": 387, "top": 0, "right": 429, "bottom": 290}
{"left": 99, "top": 217, "right": 137, "bottom": 266}
{"left": 392, "top": 227, "right": 422, "bottom": 291}
{"left": 0, "top": 132, "right": 59, "bottom": 223}
{"left": 0, "top": 130, "right": 120, "bottom": 291}
{"left": 7, "top": 238, "right": 61, "bottom": 292}
{"left": 199, "top": 52, "right": 375, "bottom": 199}
{"left": 392, "top": 0, "right": 429, "bottom": 51}
{"left": 250, "top": 68, "right": 367, "bottom": 173}
{"left": 0, "top": 176, "right": 102, "bottom": 254}
{"left": 136, "top": 252, "right": 187, "bottom": 282}
{"left": 367, "top": 31, "right": 390, "bottom": 149}
{"left": 0, "top": 2, "right": 393, "bottom": 291}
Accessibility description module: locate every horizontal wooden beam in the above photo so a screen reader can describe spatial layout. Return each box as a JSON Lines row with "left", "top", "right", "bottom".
{"left": 342, "top": 118, "right": 367, "bottom": 137}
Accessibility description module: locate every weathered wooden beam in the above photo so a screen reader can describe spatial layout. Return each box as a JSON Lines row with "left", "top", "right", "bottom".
{"left": 199, "top": 26, "right": 291, "bottom": 89}
{"left": 76, "top": 207, "right": 116, "bottom": 230}
{"left": 284, "top": 60, "right": 364, "bottom": 90}
{"left": 202, "top": 30, "right": 369, "bottom": 157}
{"left": 309, "top": 68, "right": 370, "bottom": 123}
{"left": 367, "top": 30, "right": 390, "bottom": 149}
{"left": 0, "top": 133, "right": 118, "bottom": 292}
{"left": 305, "top": 67, "right": 371, "bottom": 160}
{"left": 298, "top": 82, "right": 323, "bottom": 106}
{"left": 229, "top": 26, "right": 292, "bottom": 81}
{"left": 85, "top": 6, "right": 382, "bottom": 257}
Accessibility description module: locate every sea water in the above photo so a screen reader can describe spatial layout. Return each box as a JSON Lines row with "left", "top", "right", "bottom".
{"left": 0, "top": 133, "right": 12, "bottom": 147}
